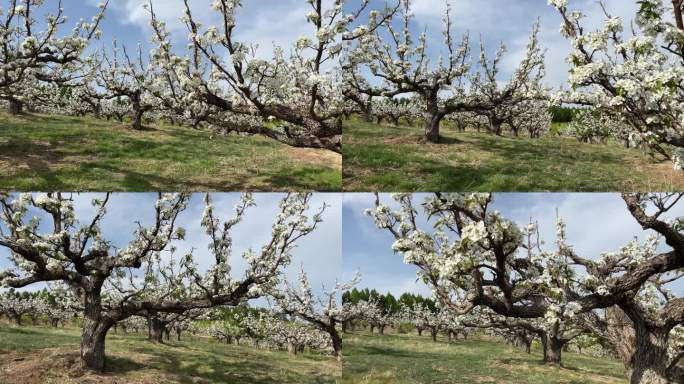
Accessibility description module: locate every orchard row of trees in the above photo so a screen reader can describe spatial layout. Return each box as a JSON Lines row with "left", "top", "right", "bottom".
{"left": 342, "top": 288, "right": 619, "bottom": 357}
{"left": 0, "top": 289, "right": 75, "bottom": 326}
{"left": 3, "top": 1, "right": 680, "bottom": 161}
{"left": 365, "top": 192, "right": 684, "bottom": 384}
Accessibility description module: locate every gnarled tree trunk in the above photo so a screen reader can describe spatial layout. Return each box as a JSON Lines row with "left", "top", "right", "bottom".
{"left": 80, "top": 295, "right": 113, "bottom": 372}
{"left": 148, "top": 316, "right": 164, "bottom": 343}
{"left": 540, "top": 333, "right": 563, "bottom": 366}
{"left": 424, "top": 92, "right": 444, "bottom": 143}
{"left": 628, "top": 326, "right": 670, "bottom": 384}
{"left": 488, "top": 114, "right": 504, "bottom": 136}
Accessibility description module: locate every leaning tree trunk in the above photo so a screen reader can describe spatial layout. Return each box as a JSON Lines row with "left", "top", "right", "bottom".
{"left": 8, "top": 99, "right": 23, "bottom": 115}
{"left": 628, "top": 327, "right": 670, "bottom": 384}
{"left": 80, "top": 296, "right": 113, "bottom": 371}
{"left": 378, "top": 325, "right": 385, "bottom": 335}
{"left": 540, "top": 333, "right": 563, "bottom": 366}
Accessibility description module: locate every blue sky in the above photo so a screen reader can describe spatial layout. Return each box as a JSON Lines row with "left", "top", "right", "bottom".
{"left": 48, "top": 0, "right": 642, "bottom": 88}
{"left": 0, "top": 193, "right": 343, "bottom": 305}
{"left": 343, "top": 193, "right": 684, "bottom": 297}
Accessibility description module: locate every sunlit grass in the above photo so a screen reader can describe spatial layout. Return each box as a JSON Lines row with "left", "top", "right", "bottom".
{"left": 0, "top": 112, "right": 341, "bottom": 191}
{"left": 343, "top": 119, "right": 683, "bottom": 192}
{"left": 0, "top": 324, "right": 341, "bottom": 384}
{"left": 343, "top": 331, "right": 626, "bottom": 384}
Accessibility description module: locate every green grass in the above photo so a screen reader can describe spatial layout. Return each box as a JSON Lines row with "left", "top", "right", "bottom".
{"left": 0, "top": 324, "right": 341, "bottom": 384}
{"left": 0, "top": 113, "right": 341, "bottom": 191}
{"left": 342, "top": 331, "right": 627, "bottom": 384}
{"left": 343, "top": 119, "right": 684, "bottom": 191}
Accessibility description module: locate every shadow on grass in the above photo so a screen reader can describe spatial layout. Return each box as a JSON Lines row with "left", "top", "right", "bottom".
{"left": 130, "top": 344, "right": 332, "bottom": 384}
{"left": 496, "top": 357, "right": 626, "bottom": 380}
{"left": 1, "top": 113, "right": 340, "bottom": 191}
{"left": 344, "top": 132, "right": 643, "bottom": 191}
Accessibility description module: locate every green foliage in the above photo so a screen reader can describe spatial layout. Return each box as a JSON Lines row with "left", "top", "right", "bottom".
{"left": 549, "top": 106, "right": 576, "bottom": 123}
{"left": 344, "top": 288, "right": 431, "bottom": 315}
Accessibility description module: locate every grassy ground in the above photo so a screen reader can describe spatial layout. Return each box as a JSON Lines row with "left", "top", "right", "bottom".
{"left": 0, "top": 113, "right": 341, "bottom": 191}
{"left": 343, "top": 119, "right": 684, "bottom": 191}
{"left": 0, "top": 324, "right": 341, "bottom": 384}
{"left": 343, "top": 331, "right": 627, "bottom": 384}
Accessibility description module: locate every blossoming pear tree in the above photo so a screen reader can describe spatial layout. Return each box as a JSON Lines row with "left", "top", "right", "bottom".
{"left": 353, "top": 299, "right": 395, "bottom": 335}
{"left": 366, "top": 193, "right": 684, "bottom": 382}
{"left": 145, "top": 0, "right": 395, "bottom": 153}
{"left": 346, "top": 0, "right": 546, "bottom": 143}
{"left": 94, "top": 40, "right": 158, "bottom": 130}
{"left": 0, "top": 192, "right": 325, "bottom": 371}
{"left": 550, "top": 0, "right": 684, "bottom": 164}
{"left": 0, "top": 290, "right": 34, "bottom": 325}
{"left": 469, "top": 25, "right": 548, "bottom": 137}
{"left": 0, "top": 0, "right": 108, "bottom": 114}
{"left": 275, "top": 267, "right": 361, "bottom": 361}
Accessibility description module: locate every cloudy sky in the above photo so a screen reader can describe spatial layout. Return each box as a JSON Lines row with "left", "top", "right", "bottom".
{"left": 343, "top": 193, "right": 684, "bottom": 297}
{"left": 50, "top": 0, "right": 643, "bottom": 88}
{"left": 0, "top": 193, "right": 343, "bottom": 304}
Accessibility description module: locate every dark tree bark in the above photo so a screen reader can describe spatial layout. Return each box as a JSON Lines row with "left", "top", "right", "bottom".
{"left": 131, "top": 101, "right": 145, "bottom": 130}
{"left": 80, "top": 295, "right": 113, "bottom": 372}
{"left": 148, "top": 316, "right": 164, "bottom": 344}
{"left": 487, "top": 114, "right": 504, "bottom": 136}
{"left": 424, "top": 112, "right": 443, "bottom": 143}
{"left": 330, "top": 328, "right": 343, "bottom": 362}
{"left": 8, "top": 99, "right": 24, "bottom": 115}
{"left": 628, "top": 324, "right": 671, "bottom": 384}
{"left": 540, "top": 333, "right": 564, "bottom": 366}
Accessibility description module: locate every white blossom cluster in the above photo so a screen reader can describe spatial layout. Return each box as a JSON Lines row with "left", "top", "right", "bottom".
{"left": 551, "top": 0, "right": 684, "bottom": 166}
{"left": 0, "top": 0, "right": 108, "bottom": 113}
